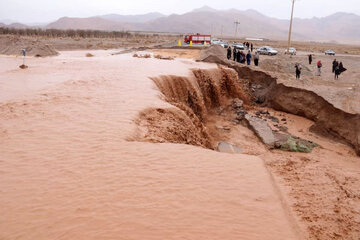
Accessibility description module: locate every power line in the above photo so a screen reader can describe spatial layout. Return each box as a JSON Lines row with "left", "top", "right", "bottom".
{"left": 287, "top": 0, "right": 297, "bottom": 54}
{"left": 234, "top": 20, "right": 240, "bottom": 39}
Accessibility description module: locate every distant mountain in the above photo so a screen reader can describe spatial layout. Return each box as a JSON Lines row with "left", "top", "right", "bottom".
{"left": 99, "top": 12, "right": 166, "bottom": 23}
{"left": 46, "top": 17, "right": 130, "bottom": 31}
{"left": 0, "top": 22, "right": 29, "bottom": 29}
{"left": 2, "top": 6, "right": 359, "bottom": 44}
{"left": 137, "top": 9, "right": 298, "bottom": 39}
{"left": 0, "top": 19, "right": 16, "bottom": 24}
{"left": 291, "top": 12, "right": 360, "bottom": 43}
{"left": 191, "top": 5, "right": 218, "bottom": 13}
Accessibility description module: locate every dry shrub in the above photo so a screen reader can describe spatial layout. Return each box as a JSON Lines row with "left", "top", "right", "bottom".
{"left": 86, "top": 53, "right": 94, "bottom": 57}
{"left": 19, "top": 64, "right": 28, "bottom": 69}
{"left": 133, "top": 53, "right": 151, "bottom": 58}
{"left": 154, "top": 54, "right": 174, "bottom": 60}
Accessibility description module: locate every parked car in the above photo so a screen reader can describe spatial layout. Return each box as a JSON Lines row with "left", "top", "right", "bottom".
{"left": 325, "top": 49, "right": 336, "bottom": 55}
{"left": 211, "top": 38, "right": 221, "bottom": 45}
{"left": 219, "top": 41, "right": 229, "bottom": 48}
{"left": 284, "top": 47, "right": 297, "bottom": 55}
{"left": 232, "top": 42, "right": 245, "bottom": 50}
{"left": 257, "top": 46, "right": 278, "bottom": 55}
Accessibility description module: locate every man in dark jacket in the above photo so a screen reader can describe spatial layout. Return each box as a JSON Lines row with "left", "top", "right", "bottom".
{"left": 227, "top": 47, "right": 232, "bottom": 60}
{"left": 332, "top": 59, "right": 338, "bottom": 73}
{"left": 236, "top": 50, "right": 241, "bottom": 63}
{"left": 308, "top": 54, "right": 312, "bottom": 65}
{"left": 233, "top": 48, "right": 237, "bottom": 61}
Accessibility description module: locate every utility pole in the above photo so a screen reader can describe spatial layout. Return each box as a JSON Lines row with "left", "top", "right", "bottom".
{"left": 221, "top": 25, "right": 224, "bottom": 39}
{"left": 287, "top": 0, "right": 296, "bottom": 54}
{"left": 234, "top": 20, "right": 240, "bottom": 39}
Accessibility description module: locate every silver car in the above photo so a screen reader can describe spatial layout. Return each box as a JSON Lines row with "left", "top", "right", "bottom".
{"left": 219, "top": 41, "right": 229, "bottom": 48}
{"left": 325, "top": 49, "right": 335, "bottom": 55}
{"left": 285, "top": 47, "right": 297, "bottom": 55}
{"left": 232, "top": 42, "right": 245, "bottom": 50}
{"left": 257, "top": 46, "right": 278, "bottom": 56}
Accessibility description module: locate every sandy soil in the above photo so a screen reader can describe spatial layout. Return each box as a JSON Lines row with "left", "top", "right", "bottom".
{"left": 1, "top": 47, "right": 359, "bottom": 240}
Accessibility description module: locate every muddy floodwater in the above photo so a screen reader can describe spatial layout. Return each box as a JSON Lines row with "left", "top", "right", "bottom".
{"left": 0, "top": 51, "right": 302, "bottom": 239}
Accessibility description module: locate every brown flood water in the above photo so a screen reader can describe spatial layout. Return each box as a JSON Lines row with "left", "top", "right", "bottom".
{"left": 0, "top": 51, "right": 298, "bottom": 239}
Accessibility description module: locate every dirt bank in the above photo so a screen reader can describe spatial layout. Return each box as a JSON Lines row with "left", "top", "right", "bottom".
{"left": 231, "top": 65, "right": 360, "bottom": 156}
{"left": 0, "top": 35, "right": 58, "bottom": 56}
{"left": 199, "top": 47, "right": 360, "bottom": 156}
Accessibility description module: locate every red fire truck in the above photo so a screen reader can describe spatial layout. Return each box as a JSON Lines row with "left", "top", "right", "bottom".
{"left": 184, "top": 34, "right": 211, "bottom": 44}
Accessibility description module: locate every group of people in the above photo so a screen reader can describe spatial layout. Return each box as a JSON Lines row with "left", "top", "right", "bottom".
{"left": 332, "top": 59, "right": 347, "bottom": 79}
{"left": 295, "top": 55, "right": 347, "bottom": 80}
{"left": 227, "top": 46, "right": 260, "bottom": 66}
{"left": 243, "top": 42, "right": 254, "bottom": 52}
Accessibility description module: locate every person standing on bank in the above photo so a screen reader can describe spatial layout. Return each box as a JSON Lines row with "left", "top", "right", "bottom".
{"left": 254, "top": 51, "right": 260, "bottom": 66}
{"left": 317, "top": 60, "right": 322, "bottom": 76}
{"left": 227, "top": 46, "right": 232, "bottom": 60}
{"left": 332, "top": 59, "right": 338, "bottom": 73}
{"left": 334, "top": 65, "right": 340, "bottom": 79}
{"left": 308, "top": 54, "right": 312, "bottom": 65}
{"left": 246, "top": 51, "right": 252, "bottom": 65}
{"left": 236, "top": 50, "right": 241, "bottom": 63}
{"left": 339, "top": 61, "right": 347, "bottom": 74}
{"left": 295, "top": 63, "right": 302, "bottom": 79}
{"left": 233, "top": 47, "right": 237, "bottom": 61}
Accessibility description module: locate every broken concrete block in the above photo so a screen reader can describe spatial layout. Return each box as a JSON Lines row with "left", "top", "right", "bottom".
{"left": 245, "top": 114, "right": 277, "bottom": 148}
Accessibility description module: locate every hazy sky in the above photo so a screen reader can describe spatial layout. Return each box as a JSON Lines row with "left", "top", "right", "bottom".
{"left": 1, "top": 0, "right": 359, "bottom": 24}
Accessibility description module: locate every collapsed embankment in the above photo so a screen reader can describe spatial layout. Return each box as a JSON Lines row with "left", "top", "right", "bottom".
{"left": 136, "top": 67, "right": 249, "bottom": 149}
{"left": 199, "top": 47, "right": 360, "bottom": 156}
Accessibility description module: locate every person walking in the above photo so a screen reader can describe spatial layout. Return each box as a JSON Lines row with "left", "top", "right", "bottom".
{"left": 254, "top": 51, "right": 260, "bottom": 66}
{"left": 308, "top": 54, "right": 312, "bottom": 65}
{"left": 332, "top": 59, "right": 338, "bottom": 73}
{"left": 295, "top": 63, "right": 302, "bottom": 79}
{"left": 317, "top": 60, "right": 322, "bottom": 76}
{"left": 246, "top": 51, "right": 252, "bottom": 65}
{"left": 227, "top": 46, "right": 232, "bottom": 60}
{"left": 251, "top": 43, "right": 253, "bottom": 52}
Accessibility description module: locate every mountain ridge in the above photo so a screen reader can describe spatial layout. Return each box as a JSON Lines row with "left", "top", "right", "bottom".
{"left": 1, "top": 7, "right": 359, "bottom": 44}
